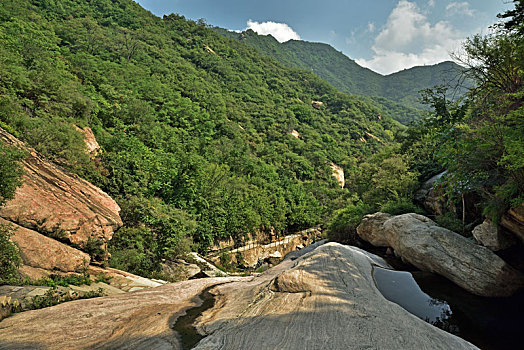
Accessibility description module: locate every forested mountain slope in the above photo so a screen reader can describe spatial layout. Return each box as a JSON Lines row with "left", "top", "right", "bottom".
{"left": 0, "top": 0, "right": 404, "bottom": 273}
{"left": 217, "top": 28, "right": 468, "bottom": 122}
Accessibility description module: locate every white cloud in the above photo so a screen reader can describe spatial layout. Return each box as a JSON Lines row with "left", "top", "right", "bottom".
{"left": 446, "top": 2, "right": 475, "bottom": 17}
{"left": 246, "top": 20, "right": 300, "bottom": 43}
{"left": 428, "top": 0, "right": 435, "bottom": 7}
{"left": 367, "top": 22, "right": 375, "bottom": 33}
{"left": 356, "top": 0, "right": 464, "bottom": 75}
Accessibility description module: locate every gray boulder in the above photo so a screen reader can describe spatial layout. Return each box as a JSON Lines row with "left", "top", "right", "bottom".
{"left": 355, "top": 212, "right": 391, "bottom": 246}
{"left": 472, "top": 219, "right": 516, "bottom": 251}
{"left": 358, "top": 213, "right": 524, "bottom": 297}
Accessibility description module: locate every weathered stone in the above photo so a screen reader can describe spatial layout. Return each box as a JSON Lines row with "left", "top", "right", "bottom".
{"left": 330, "top": 162, "right": 345, "bottom": 188}
{"left": 2, "top": 218, "right": 90, "bottom": 273}
{"left": 290, "top": 129, "right": 300, "bottom": 139}
{"left": 0, "top": 244, "right": 477, "bottom": 349}
{"left": 501, "top": 203, "right": 524, "bottom": 243}
{"left": 357, "top": 213, "right": 524, "bottom": 297}
{"left": 473, "top": 219, "right": 516, "bottom": 251}
{"left": 189, "top": 252, "right": 226, "bottom": 278}
{"left": 0, "top": 127, "right": 122, "bottom": 247}
{"left": 212, "top": 231, "right": 316, "bottom": 268}
{"left": 311, "top": 100, "right": 324, "bottom": 109}
{"left": 266, "top": 250, "right": 283, "bottom": 265}
{"left": 74, "top": 126, "right": 100, "bottom": 157}
{"left": 356, "top": 212, "right": 391, "bottom": 246}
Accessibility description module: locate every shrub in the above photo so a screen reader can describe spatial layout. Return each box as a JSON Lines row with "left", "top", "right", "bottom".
{"left": 327, "top": 202, "right": 372, "bottom": 244}
{"left": 0, "top": 143, "right": 24, "bottom": 207}
{"left": 31, "top": 273, "right": 92, "bottom": 287}
{"left": 109, "top": 196, "right": 196, "bottom": 277}
{"left": 0, "top": 224, "right": 21, "bottom": 285}
{"left": 379, "top": 198, "right": 424, "bottom": 215}
{"left": 84, "top": 236, "right": 107, "bottom": 262}
{"left": 435, "top": 212, "right": 466, "bottom": 236}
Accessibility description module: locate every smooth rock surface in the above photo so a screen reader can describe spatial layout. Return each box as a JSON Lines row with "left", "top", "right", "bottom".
{"left": 355, "top": 212, "right": 391, "bottom": 246}
{"left": 194, "top": 243, "right": 475, "bottom": 349}
{"left": 0, "top": 243, "right": 477, "bottom": 349}
{"left": 0, "top": 127, "right": 122, "bottom": 247}
{"left": 358, "top": 213, "right": 524, "bottom": 297}
{"left": 0, "top": 277, "right": 245, "bottom": 350}
{"left": 1, "top": 218, "right": 90, "bottom": 273}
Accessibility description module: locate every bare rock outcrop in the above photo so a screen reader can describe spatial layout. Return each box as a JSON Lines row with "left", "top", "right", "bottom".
{"left": 330, "top": 162, "right": 345, "bottom": 188}
{"left": 1, "top": 218, "right": 90, "bottom": 273}
{"left": 74, "top": 126, "right": 100, "bottom": 157}
{"left": 357, "top": 213, "right": 524, "bottom": 297}
{"left": 0, "top": 243, "right": 477, "bottom": 349}
{"left": 0, "top": 127, "right": 122, "bottom": 247}
{"left": 311, "top": 100, "right": 323, "bottom": 109}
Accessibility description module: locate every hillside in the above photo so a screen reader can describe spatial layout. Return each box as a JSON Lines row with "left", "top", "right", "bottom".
{"left": 217, "top": 28, "right": 468, "bottom": 122}
{"left": 0, "top": 0, "right": 406, "bottom": 274}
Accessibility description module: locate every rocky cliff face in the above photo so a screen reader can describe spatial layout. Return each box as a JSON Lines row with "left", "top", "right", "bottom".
{"left": 0, "top": 127, "right": 122, "bottom": 248}
{"left": 0, "top": 243, "right": 477, "bottom": 350}
{"left": 2, "top": 218, "right": 90, "bottom": 276}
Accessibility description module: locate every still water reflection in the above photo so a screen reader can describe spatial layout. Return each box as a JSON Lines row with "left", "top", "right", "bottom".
{"left": 372, "top": 266, "right": 524, "bottom": 350}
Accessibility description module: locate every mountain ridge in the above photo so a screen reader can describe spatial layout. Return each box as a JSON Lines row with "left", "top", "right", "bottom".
{"left": 216, "top": 28, "right": 468, "bottom": 123}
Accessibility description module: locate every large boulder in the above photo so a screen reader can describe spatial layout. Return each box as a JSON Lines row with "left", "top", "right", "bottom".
{"left": 0, "top": 127, "right": 122, "bottom": 247}
{"left": 472, "top": 219, "right": 516, "bottom": 251}
{"left": 0, "top": 243, "right": 477, "bottom": 349}
{"left": 357, "top": 213, "right": 524, "bottom": 297}
{"left": 1, "top": 218, "right": 90, "bottom": 273}
{"left": 355, "top": 212, "right": 391, "bottom": 246}
{"left": 160, "top": 259, "right": 202, "bottom": 281}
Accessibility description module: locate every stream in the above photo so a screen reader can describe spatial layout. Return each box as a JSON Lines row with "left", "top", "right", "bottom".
{"left": 373, "top": 266, "right": 524, "bottom": 350}
{"left": 171, "top": 286, "right": 217, "bottom": 350}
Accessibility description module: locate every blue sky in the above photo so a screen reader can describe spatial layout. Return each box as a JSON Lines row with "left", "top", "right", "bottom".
{"left": 135, "top": 0, "right": 513, "bottom": 74}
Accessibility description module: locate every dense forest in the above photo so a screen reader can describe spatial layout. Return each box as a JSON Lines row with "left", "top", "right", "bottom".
{"left": 216, "top": 28, "right": 469, "bottom": 123}
{"left": 0, "top": 0, "right": 522, "bottom": 280}
{"left": 0, "top": 0, "right": 405, "bottom": 276}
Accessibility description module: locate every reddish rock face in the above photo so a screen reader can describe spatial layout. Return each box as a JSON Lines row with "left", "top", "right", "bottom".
{"left": 2, "top": 218, "right": 90, "bottom": 273}
{"left": 0, "top": 128, "right": 122, "bottom": 247}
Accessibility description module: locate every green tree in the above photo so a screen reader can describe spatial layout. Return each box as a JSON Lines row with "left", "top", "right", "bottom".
{"left": 0, "top": 142, "right": 24, "bottom": 206}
